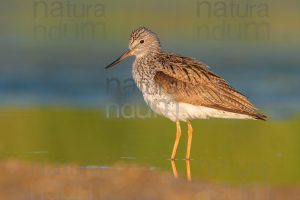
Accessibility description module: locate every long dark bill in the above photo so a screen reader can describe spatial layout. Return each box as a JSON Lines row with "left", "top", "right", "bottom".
{"left": 105, "top": 49, "right": 132, "bottom": 69}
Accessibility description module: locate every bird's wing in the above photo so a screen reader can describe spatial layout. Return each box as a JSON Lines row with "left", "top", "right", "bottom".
{"left": 153, "top": 52, "right": 266, "bottom": 119}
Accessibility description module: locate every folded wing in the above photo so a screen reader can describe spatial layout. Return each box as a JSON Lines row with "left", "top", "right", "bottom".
{"left": 153, "top": 52, "right": 266, "bottom": 120}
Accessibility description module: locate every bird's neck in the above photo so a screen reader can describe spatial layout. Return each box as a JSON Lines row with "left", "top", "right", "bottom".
{"left": 136, "top": 49, "right": 161, "bottom": 59}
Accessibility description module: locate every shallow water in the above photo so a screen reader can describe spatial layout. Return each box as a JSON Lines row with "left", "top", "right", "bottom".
{"left": 1, "top": 108, "right": 299, "bottom": 185}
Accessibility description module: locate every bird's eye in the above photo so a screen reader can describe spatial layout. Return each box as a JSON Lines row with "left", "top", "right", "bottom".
{"left": 140, "top": 40, "right": 144, "bottom": 44}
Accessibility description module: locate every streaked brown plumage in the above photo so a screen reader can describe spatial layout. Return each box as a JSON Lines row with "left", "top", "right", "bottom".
{"left": 153, "top": 52, "right": 266, "bottom": 120}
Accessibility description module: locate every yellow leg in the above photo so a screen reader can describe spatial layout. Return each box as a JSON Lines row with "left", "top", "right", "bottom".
{"left": 171, "top": 120, "right": 181, "bottom": 160}
{"left": 186, "top": 160, "right": 192, "bottom": 181}
{"left": 171, "top": 160, "right": 178, "bottom": 178}
{"left": 186, "top": 121, "right": 193, "bottom": 160}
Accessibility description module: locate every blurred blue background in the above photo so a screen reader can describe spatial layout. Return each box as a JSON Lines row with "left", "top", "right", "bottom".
{"left": 0, "top": 0, "right": 299, "bottom": 118}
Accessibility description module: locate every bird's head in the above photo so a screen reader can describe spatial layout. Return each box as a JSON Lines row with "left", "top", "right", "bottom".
{"left": 128, "top": 27, "right": 161, "bottom": 57}
{"left": 105, "top": 27, "right": 160, "bottom": 69}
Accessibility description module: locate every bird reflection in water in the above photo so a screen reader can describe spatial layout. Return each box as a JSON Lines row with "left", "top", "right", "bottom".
{"left": 171, "top": 160, "right": 191, "bottom": 181}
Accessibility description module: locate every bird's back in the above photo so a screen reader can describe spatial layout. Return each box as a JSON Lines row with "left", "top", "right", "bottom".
{"left": 151, "top": 52, "right": 266, "bottom": 120}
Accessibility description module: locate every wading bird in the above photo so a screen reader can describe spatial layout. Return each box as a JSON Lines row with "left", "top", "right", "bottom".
{"left": 105, "top": 27, "right": 266, "bottom": 160}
